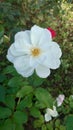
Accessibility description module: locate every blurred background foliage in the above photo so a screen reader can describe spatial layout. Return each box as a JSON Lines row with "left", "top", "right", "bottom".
{"left": 0, "top": 0, "right": 73, "bottom": 130}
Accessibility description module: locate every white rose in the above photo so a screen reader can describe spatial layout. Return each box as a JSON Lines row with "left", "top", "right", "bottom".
{"left": 7, "top": 25, "right": 62, "bottom": 78}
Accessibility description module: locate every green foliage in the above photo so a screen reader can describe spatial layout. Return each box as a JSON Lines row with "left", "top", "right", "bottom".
{"left": 65, "top": 115, "right": 73, "bottom": 130}
{"left": 8, "top": 76, "right": 23, "bottom": 88}
{"left": 42, "top": 124, "right": 47, "bottom": 130}
{"left": 16, "top": 85, "right": 33, "bottom": 98}
{"left": 35, "top": 87, "right": 54, "bottom": 108}
{"left": 59, "top": 125, "right": 66, "bottom": 130}
{"left": 30, "top": 107, "right": 41, "bottom": 118}
{"left": 13, "top": 111, "right": 28, "bottom": 124}
{"left": 0, "top": 0, "right": 73, "bottom": 129}
{"left": 0, "top": 25, "right": 4, "bottom": 44}
{"left": 0, "top": 119, "right": 24, "bottom": 130}
{"left": 0, "top": 85, "right": 6, "bottom": 102}
{"left": 17, "top": 94, "right": 33, "bottom": 110}
{"left": 69, "top": 96, "right": 73, "bottom": 108}
{"left": 3, "top": 65, "right": 18, "bottom": 76}
{"left": 0, "top": 107, "right": 12, "bottom": 119}
{"left": 55, "top": 119, "right": 60, "bottom": 127}
{"left": 0, "top": 25, "right": 4, "bottom": 38}
{"left": 28, "top": 73, "right": 45, "bottom": 87}
{"left": 1, "top": 119, "right": 14, "bottom": 130}
{"left": 0, "top": 74, "right": 6, "bottom": 83}
{"left": 46, "top": 122, "right": 53, "bottom": 130}
{"left": 33, "top": 116, "right": 44, "bottom": 129}
{"left": 15, "top": 124, "right": 24, "bottom": 130}
{"left": 4, "top": 95, "right": 15, "bottom": 110}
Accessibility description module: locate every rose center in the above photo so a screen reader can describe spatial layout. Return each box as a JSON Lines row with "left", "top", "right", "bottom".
{"left": 31, "top": 48, "right": 41, "bottom": 57}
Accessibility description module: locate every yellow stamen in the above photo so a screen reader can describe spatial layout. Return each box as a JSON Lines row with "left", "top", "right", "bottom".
{"left": 31, "top": 48, "right": 41, "bottom": 57}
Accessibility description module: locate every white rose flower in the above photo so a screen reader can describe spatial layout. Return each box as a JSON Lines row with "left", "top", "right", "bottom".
{"left": 56, "top": 94, "right": 65, "bottom": 107}
{"left": 45, "top": 106, "right": 58, "bottom": 122}
{"left": 7, "top": 25, "right": 62, "bottom": 78}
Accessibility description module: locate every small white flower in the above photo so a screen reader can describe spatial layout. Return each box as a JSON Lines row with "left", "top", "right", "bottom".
{"left": 45, "top": 106, "right": 58, "bottom": 122}
{"left": 56, "top": 94, "right": 65, "bottom": 107}
{"left": 7, "top": 25, "right": 62, "bottom": 78}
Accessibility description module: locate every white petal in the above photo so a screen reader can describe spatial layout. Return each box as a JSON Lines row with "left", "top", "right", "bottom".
{"left": 14, "top": 30, "right": 32, "bottom": 55}
{"left": 39, "top": 41, "right": 62, "bottom": 69}
{"left": 44, "top": 113, "right": 52, "bottom": 122}
{"left": 35, "top": 64, "right": 50, "bottom": 78}
{"left": 44, "top": 55, "right": 61, "bottom": 69}
{"left": 9, "top": 44, "right": 24, "bottom": 57}
{"left": 14, "top": 56, "right": 34, "bottom": 77}
{"left": 18, "top": 69, "right": 34, "bottom": 77}
{"left": 39, "top": 42, "right": 51, "bottom": 53}
{"left": 46, "top": 108, "right": 54, "bottom": 116}
{"left": 30, "top": 25, "right": 45, "bottom": 46}
{"left": 56, "top": 94, "right": 65, "bottom": 107}
{"left": 7, "top": 49, "right": 15, "bottom": 63}
{"left": 30, "top": 57, "right": 39, "bottom": 68}
{"left": 39, "top": 29, "right": 52, "bottom": 46}
{"left": 50, "top": 59, "right": 61, "bottom": 69}
{"left": 30, "top": 54, "right": 45, "bottom": 68}
{"left": 46, "top": 106, "right": 58, "bottom": 117}
{"left": 42, "top": 41, "right": 62, "bottom": 60}
{"left": 15, "top": 30, "right": 31, "bottom": 44}
{"left": 49, "top": 42, "right": 62, "bottom": 58}
{"left": 52, "top": 106, "right": 58, "bottom": 117}
{"left": 9, "top": 42, "right": 31, "bottom": 57}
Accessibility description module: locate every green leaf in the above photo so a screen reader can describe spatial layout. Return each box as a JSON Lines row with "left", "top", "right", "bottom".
{"left": 42, "top": 124, "right": 47, "bottom": 130}
{"left": 55, "top": 119, "right": 60, "bottom": 127}
{"left": 1, "top": 119, "right": 24, "bottom": 130}
{"left": 3, "top": 65, "right": 18, "bottom": 76}
{"left": 60, "top": 125, "right": 66, "bottom": 130}
{"left": 17, "top": 94, "right": 33, "bottom": 110}
{"left": 0, "top": 126, "right": 3, "bottom": 130}
{"left": 0, "top": 74, "right": 6, "bottom": 83}
{"left": 15, "top": 124, "right": 24, "bottom": 130}
{"left": 16, "top": 85, "right": 33, "bottom": 98}
{"left": 35, "top": 88, "right": 53, "bottom": 107}
{"left": 65, "top": 115, "right": 73, "bottom": 130}
{"left": 1, "top": 119, "right": 15, "bottom": 130}
{"left": 0, "top": 85, "right": 6, "bottom": 102}
{"left": 0, "top": 120, "right": 5, "bottom": 130}
{"left": 8, "top": 76, "right": 23, "bottom": 88}
{"left": 46, "top": 122, "right": 53, "bottom": 130}
{"left": 35, "top": 101, "right": 46, "bottom": 109}
{"left": 13, "top": 111, "right": 28, "bottom": 124}
{"left": 30, "top": 107, "right": 41, "bottom": 118}
{"left": 69, "top": 101, "right": 73, "bottom": 108}
{"left": 28, "top": 73, "right": 45, "bottom": 87}
{"left": 4, "top": 95, "right": 15, "bottom": 110}
{"left": 33, "top": 119, "right": 43, "bottom": 128}
{"left": 0, "top": 107, "right": 12, "bottom": 119}
{"left": 69, "top": 96, "right": 73, "bottom": 108}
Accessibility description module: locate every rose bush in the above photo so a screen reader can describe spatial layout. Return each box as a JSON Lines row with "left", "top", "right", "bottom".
{"left": 0, "top": 0, "right": 73, "bottom": 130}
